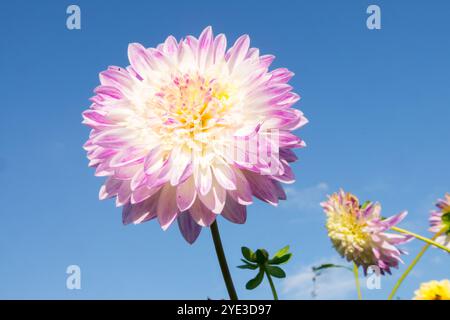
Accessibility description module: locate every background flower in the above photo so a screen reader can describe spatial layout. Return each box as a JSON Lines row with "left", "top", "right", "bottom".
{"left": 321, "top": 190, "right": 412, "bottom": 275}
{"left": 413, "top": 279, "right": 450, "bottom": 300}
{"left": 82, "top": 26, "right": 306, "bottom": 243}
{"left": 429, "top": 193, "right": 450, "bottom": 249}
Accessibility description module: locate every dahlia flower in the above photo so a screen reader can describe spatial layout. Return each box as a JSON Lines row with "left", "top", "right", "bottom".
{"left": 82, "top": 26, "right": 306, "bottom": 243}
{"left": 429, "top": 193, "right": 450, "bottom": 249}
{"left": 413, "top": 279, "right": 450, "bottom": 300}
{"left": 321, "top": 190, "right": 412, "bottom": 274}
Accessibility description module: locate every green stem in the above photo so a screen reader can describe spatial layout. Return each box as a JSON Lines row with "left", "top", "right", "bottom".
{"left": 210, "top": 220, "right": 238, "bottom": 300}
{"left": 353, "top": 262, "right": 362, "bottom": 300}
{"left": 391, "top": 226, "right": 450, "bottom": 253}
{"left": 265, "top": 270, "right": 279, "bottom": 300}
{"left": 387, "top": 231, "right": 442, "bottom": 300}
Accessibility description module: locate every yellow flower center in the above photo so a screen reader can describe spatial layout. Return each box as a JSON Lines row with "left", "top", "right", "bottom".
{"left": 326, "top": 205, "right": 372, "bottom": 261}
{"left": 152, "top": 73, "right": 239, "bottom": 152}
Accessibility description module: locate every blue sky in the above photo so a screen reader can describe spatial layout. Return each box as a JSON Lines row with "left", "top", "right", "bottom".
{"left": 0, "top": 0, "right": 449, "bottom": 299}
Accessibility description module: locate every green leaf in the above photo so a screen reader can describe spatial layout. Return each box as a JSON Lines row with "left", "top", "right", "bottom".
{"left": 237, "top": 259, "right": 258, "bottom": 270}
{"left": 238, "top": 264, "right": 258, "bottom": 270}
{"left": 241, "top": 247, "right": 255, "bottom": 262}
{"left": 255, "top": 249, "right": 269, "bottom": 264}
{"left": 361, "top": 201, "right": 371, "bottom": 209}
{"left": 269, "top": 253, "right": 292, "bottom": 265}
{"left": 273, "top": 245, "right": 290, "bottom": 258}
{"left": 312, "top": 263, "right": 352, "bottom": 273}
{"left": 266, "top": 266, "right": 286, "bottom": 278}
{"left": 246, "top": 268, "right": 264, "bottom": 290}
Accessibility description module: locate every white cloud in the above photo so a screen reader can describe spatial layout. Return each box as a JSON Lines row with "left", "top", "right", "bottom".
{"left": 283, "top": 182, "right": 329, "bottom": 213}
{"left": 282, "top": 257, "right": 356, "bottom": 300}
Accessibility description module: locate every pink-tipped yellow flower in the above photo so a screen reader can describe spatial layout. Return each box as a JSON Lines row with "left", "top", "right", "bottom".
{"left": 82, "top": 27, "right": 307, "bottom": 243}
{"left": 321, "top": 190, "right": 412, "bottom": 274}
{"left": 413, "top": 279, "right": 450, "bottom": 300}
{"left": 429, "top": 193, "right": 450, "bottom": 249}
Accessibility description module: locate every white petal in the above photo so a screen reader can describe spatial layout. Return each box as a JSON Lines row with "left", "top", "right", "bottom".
{"left": 176, "top": 176, "right": 197, "bottom": 211}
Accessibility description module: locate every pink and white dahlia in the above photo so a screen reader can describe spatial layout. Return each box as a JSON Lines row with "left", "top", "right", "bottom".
{"left": 82, "top": 26, "right": 307, "bottom": 243}
{"left": 429, "top": 193, "right": 450, "bottom": 249}
{"left": 321, "top": 190, "right": 412, "bottom": 274}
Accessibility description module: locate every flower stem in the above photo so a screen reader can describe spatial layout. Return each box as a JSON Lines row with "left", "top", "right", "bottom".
{"left": 391, "top": 226, "right": 450, "bottom": 253}
{"left": 387, "top": 231, "right": 443, "bottom": 300}
{"left": 265, "top": 271, "right": 279, "bottom": 300}
{"left": 210, "top": 220, "right": 238, "bottom": 300}
{"left": 353, "top": 262, "right": 362, "bottom": 300}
